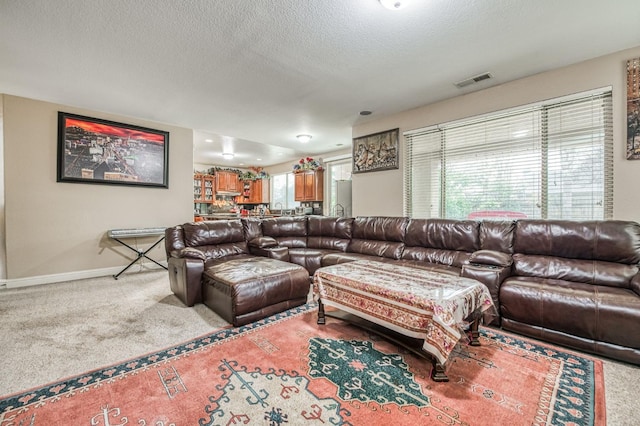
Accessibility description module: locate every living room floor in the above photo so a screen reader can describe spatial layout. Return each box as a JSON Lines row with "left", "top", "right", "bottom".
{"left": 0, "top": 270, "right": 638, "bottom": 424}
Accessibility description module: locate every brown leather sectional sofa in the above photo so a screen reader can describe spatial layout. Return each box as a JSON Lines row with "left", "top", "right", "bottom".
{"left": 165, "top": 215, "right": 640, "bottom": 365}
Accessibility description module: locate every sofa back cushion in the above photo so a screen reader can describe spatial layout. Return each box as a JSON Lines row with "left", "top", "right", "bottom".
{"left": 401, "top": 219, "right": 478, "bottom": 267}
{"left": 307, "top": 216, "right": 353, "bottom": 252}
{"left": 512, "top": 254, "right": 639, "bottom": 288}
{"left": 348, "top": 216, "right": 408, "bottom": 259}
{"left": 479, "top": 220, "right": 516, "bottom": 253}
{"left": 513, "top": 220, "right": 640, "bottom": 288}
{"left": 514, "top": 220, "right": 640, "bottom": 263}
{"left": 241, "top": 217, "right": 263, "bottom": 241}
{"left": 182, "top": 220, "right": 249, "bottom": 259}
{"left": 261, "top": 216, "right": 308, "bottom": 248}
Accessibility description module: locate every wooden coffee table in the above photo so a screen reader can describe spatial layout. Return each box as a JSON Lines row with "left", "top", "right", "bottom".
{"left": 313, "top": 260, "right": 496, "bottom": 382}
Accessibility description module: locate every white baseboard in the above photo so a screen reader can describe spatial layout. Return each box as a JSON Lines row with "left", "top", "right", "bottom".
{"left": 3, "top": 261, "right": 168, "bottom": 289}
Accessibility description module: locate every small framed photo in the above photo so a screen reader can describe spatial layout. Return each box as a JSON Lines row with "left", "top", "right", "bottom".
{"left": 352, "top": 128, "right": 399, "bottom": 173}
{"left": 57, "top": 112, "right": 169, "bottom": 187}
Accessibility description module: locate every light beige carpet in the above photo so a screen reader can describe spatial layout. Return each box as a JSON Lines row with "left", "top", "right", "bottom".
{"left": 1, "top": 270, "right": 639, "bottom": 425}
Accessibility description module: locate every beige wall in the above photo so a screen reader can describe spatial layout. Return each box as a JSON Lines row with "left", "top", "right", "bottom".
{"left": 1, "top": 95, "right": 194, "bottom": 283}
{"left": 264, "top": 148, "right": 353, "bottom": 175}
{"left": 4, "top": 45, "right": 639, "bottom": 283}
{"left": 352, "top": 45, "right": 640, "bottom": 220}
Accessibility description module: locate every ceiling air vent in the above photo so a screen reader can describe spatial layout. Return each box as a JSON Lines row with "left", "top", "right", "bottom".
{"left": 454, "top": 72, "right": 492, "bottom": 89}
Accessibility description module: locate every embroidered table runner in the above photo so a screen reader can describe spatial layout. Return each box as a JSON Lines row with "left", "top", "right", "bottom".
{"left": 313, "top": 260, "right": 496, "bottom": 364}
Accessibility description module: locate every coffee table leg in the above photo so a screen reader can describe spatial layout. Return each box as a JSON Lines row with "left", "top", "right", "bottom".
{"left": 317, "top": 300, "right": 326, "bottom": 325}
{"left": 469, "top": 317, "right": 481, "bottom": 346}
{"left": 431, "top": 361, "right": 449, "bottom": 382}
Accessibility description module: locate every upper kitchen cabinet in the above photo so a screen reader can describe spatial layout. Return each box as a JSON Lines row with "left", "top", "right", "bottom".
{"left": 215, "top": 170, "right": 241, "bottom": 194}
{"left": 237, "top": 178, "right": 270, "bottom": 204}
{"left": 194, "top": 173, "right": 215, "bottom": 203}
{"left": 294, "top": 170, "right": 323, "bottom": 202}
{"left": 248, "top": 179, "right": 270, "bottom": 204}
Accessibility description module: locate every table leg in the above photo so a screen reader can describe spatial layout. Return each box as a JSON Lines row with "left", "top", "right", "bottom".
{"left": 112, "top": 237, "right": 167, "bottom": 280}
{"left": 469, "top": 317, "right": 481, "bottom": 346}
{"left": 317, "top": 300, "right": 326, "bottom": 325}
{"left": 431, "top": 361, "right": 449, "bottom": 382}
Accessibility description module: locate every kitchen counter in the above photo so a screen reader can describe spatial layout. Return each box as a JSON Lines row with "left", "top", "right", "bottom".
{"left": 196, "top": 213, "right": 313, "bottom": 220}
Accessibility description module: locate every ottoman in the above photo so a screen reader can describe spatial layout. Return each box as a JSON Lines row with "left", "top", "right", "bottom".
{"left": 202, "top": 257, "right": 310, "bottom": 326}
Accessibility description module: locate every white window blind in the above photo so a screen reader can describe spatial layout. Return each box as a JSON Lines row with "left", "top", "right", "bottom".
{"left": 404, "top": 89, "right": 613, "bottom": 220}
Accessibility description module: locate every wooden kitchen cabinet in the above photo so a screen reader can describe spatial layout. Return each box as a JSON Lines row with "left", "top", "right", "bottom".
{"left": 248, "top": 179, "right": 270, "bottom": 204}
{"left": 237, "top": 179, "right": 270, "bottom": 204}
{"left": 294, "top": 170, "right": 323, "bottom": 202}
{"left": 215, "top": 170, "right": 241, "bottom": 193}
{"left": 194, "top": 173, "right": 215, "bottom": 203}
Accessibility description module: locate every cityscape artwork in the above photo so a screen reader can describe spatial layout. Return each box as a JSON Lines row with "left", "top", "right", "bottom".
{"left": 57, "top": 112, "right": 169, "bottom": 187}
{"left": 627, "top": 57, "right": 640, "bottom": 160}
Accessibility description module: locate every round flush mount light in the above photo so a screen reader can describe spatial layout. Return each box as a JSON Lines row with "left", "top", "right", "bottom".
{"left": 205, "top": 138, "right": 213, "bottom": 143}
{"left": 359, "top": 110, "right": 372, "bottom": 116}
{"left": 221, "top": 153, "right": 234, "bottom": 160}
{"left": 379, "top": 0, "right": 410, "bottom": 10}
{"left": 296, "top": 134, "right": 312, "bottom": 143}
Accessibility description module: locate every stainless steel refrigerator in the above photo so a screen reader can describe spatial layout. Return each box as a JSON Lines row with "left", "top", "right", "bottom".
{"left": 335, "top": 180, "right": 352, "bottom": 217}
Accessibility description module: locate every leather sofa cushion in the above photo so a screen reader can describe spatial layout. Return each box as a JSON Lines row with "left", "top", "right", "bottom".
{"left": 307, "top": 216, "right": 353, "bottom": 251}
{"left": 183, "top": 220, "right": 246, "bottom": 247}
{"left": 404, "top": 218, "right": 479, "bottom": 251}
{"left": 348, "top": 239, "right": 404, "bottom": 259}
{"left": 479, "top": 220, "right": 516, "bottom": 253}
{"left": 241, "top": 217, "right": 263, "bottom": 241}
{"left": 400, "top": 247, "right": 471, "bottom": 268}
{"left": 261, "top": 216, "right": 308, "bottom": 248}
{"left": 308, "top": 216, "right": 353, "bottom": 238}
{"left": 176, "top": 247, "right": 207, "bottom": 260}
{"left": 204, "top": 256, "right": 305, "bottom": 285}
{"left": 352, "top": 216, "right": 408, "bottom": 242}
{"left": 165, "top": 225, "right": 186, "bottom": 256}
{"left": 197, "top": 243, "right": 250, "bottom": 260}
{"left": 500, "top": 277, "right": 640, "bottom": 348}
{"left": 469, "top": 250, "right": 513, "bottom": 267}
{"left": 394, "top": 259, "right": 460, "bottom": 276}
{"left": 514, "top": 220, "right": 640, "bottom": 263}
{"left": 248, "top": 236, "right": 279, "bottom": 248}
{"left": 289, "top": 247, "right": 340, "bottom": 275}
{"left": 348, "top": 217, "right": 408, "bottom": 259}
{"left": 632, "top": 274, "right": 640, "bottom": 297}
{"left": 321, "top": 252, "right": 399, "bottom": 267}
{"left": 513, "top": 254, "right": 639, "bottom": 289}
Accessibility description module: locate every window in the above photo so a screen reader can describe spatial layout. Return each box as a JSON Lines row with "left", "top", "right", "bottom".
{"left": 270, "top": 172, "right": 298, "bottom": 211}
{"left": 404, "top": 89, "right": 613, "bottom": 220}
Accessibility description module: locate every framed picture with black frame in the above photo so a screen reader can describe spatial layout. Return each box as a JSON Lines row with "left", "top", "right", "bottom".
{"left": 352, "top": 128, "right": 399, "bottom": 173}
{"left": 57, "top": 112, "right": 169, "bottom": 188}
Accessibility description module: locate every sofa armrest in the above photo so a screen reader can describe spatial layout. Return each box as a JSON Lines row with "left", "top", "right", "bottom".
{"left": 461, "top": 263, "right": 512, "bottom": 326}
{"left": 170, "top": 247, "right": 207, "bottom": 261}
{"left": 249, "top": 246, "right": 291, "bottom": 262}
{"left": 167, "top": 257, "right": 204, "bottom": 307}
{"left": 469, "top": 249, "right": 512, "bottom": 268}
{"left": 631, "top": 273, "right": 640, "bottom": 297}
{"left": 248, "top": 236, "right": 279, "bottom": 248}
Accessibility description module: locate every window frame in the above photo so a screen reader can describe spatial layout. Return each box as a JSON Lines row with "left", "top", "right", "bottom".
{"left": 403, "top": 88, "right": 613, "bottom": 220}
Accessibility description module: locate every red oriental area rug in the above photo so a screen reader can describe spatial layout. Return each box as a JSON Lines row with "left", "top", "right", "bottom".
{"left": 0, "top": 303, "right": 605, "bottom": 425}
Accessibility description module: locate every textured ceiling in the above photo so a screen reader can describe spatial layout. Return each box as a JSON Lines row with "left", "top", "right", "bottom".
{"left": 1, "top": 0, "right": 639, "bottom": 167}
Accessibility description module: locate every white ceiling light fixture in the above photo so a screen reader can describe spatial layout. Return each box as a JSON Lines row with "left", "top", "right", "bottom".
{"left": 296, "top": 134, "right": 312, "bottom": 143}
{"left": 221, "top": 152, "right": 234, "bottom": 160}
{"left": 379, "top": 0, "right": 411, "bottom": 10}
